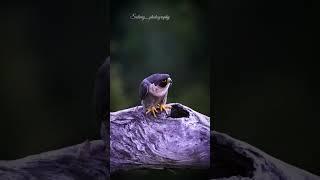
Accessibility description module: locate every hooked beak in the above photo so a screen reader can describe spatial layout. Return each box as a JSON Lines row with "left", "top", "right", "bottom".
{"left": 167, "top": 77, "right": 173, "bottom": 85}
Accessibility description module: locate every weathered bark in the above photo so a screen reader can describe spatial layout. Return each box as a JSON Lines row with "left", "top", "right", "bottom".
{"left": 211, "top": 131, "right": 320, "bottom": 180}
{"left": 109, "top": 103, "right": 320, "bottom": 179}
{"left": 1, "top": 103, "right": 319, "bottom": 180}
{"left": 109, "top": 103, "right": 211, "bottom": 173}
{"left": 0, "top": 140, "right": 108, "bottom": 180}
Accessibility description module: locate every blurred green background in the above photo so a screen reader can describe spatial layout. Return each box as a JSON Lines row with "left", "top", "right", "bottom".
{"left": 110, "top": 0, "right": 210, "bottom": 116}
{"left": 0, "top": 1, "right": 107, "bottom": 160}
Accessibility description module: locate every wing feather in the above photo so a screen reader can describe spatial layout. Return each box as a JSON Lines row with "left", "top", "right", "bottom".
{"left": 139, "top": 80, "right": 149, "bottom": 100}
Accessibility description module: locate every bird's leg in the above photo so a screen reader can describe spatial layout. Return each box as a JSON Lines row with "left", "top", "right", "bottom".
{"left": 157, "top": 103, "right": 172, "bottom": 114}
{"left": 146, "top": 106, "right": 158, "bottom": 117}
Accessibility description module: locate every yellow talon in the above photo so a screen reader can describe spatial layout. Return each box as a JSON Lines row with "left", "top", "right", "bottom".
{"left": 146, "top": 106, "right": 158, "bottom": 117}
{"left": 158, "top": 104, "right": 171, "bottom": 113}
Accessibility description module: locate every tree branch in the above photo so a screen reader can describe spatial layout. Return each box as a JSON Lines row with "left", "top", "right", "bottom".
{"left": 211, "top": 131, "right": 320, "bottom": 180}
{"left": 109, "top": 103, "right": 211, "bottom": 173}
{"left": 0, "top": 140, "right": 108, "bottom": 180}
{"left": 1, "top": 103, "right": 319, "bottom": 180}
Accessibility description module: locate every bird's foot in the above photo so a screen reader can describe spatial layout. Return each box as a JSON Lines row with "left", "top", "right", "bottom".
{"left": 158, "top": 104, "right": 172, "bottom": 114}
{"left": 146, "top": 106, "right": 158, "bottom": 117}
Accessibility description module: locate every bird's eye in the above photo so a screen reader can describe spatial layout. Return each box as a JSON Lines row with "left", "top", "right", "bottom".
{"left": 162, "top": 79, "right": 167, "bottom": 82}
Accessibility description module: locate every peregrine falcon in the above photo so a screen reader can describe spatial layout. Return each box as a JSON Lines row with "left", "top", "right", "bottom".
{"left": 139, "top": 73, "right": 173, "bottom": 117}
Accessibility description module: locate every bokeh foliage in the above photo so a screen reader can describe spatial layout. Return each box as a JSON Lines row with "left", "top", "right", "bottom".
{"left": 0, "top": 1, "right": 107, "bottom": 160}
{"left": 111, "top": 0, "right": 210, "bottom": 115}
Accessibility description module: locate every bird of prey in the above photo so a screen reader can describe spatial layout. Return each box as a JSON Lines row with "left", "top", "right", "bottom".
{"left": 139, "top": 73, "right": 173, "bottom": 117}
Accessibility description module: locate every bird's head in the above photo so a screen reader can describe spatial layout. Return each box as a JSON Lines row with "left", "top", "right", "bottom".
{"left": 144, "top": 73, "right": 173, "bottom": 97}
{"left": 149, "top": 73, "right": 172, "bottom": 88}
